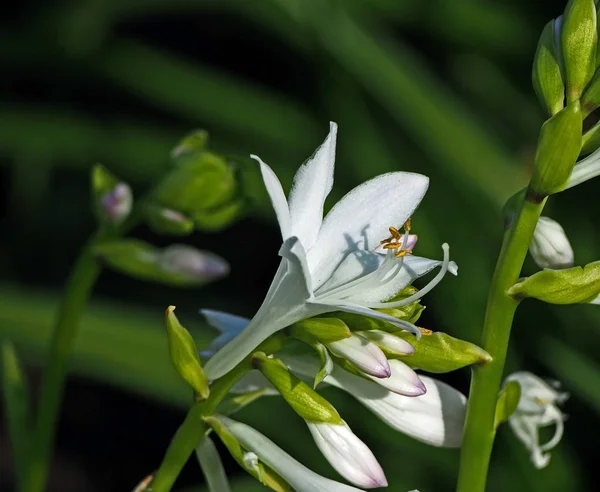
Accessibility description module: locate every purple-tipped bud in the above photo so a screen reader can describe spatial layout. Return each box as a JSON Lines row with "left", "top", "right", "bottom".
{"left": 159, "top": 244, "right": 229, "bottom": 281}
{"left": 100, "top": 183, "right": 132, "bottom": 224}
{"left": 367, "top": 359, "right": 426, "bottom": 396}
{"left": 327, "top": 334, "right": 390, "bottom": 378}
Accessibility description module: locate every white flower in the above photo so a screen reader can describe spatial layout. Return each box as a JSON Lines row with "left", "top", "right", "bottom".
{"left": 505, "top": 371, "right": 569, "bottom": 469}
{"left": 284, "top": 354, "right": 466, "bottom": 448}
{"left": 215, "top": 415, "right": 369, "bottom": 492}
{"left": 307, "top": 421, "right": 387, "bottom": 489}
{"left": 529, "top": 217, "right": 574, "bottom": 269}
{"left": 204, "top": 122, "right": 456, "bottom": 379}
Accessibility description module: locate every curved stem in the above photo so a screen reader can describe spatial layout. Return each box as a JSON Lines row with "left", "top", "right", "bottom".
{"left": 456, "top": 197, "right": 546, "bottom": 492}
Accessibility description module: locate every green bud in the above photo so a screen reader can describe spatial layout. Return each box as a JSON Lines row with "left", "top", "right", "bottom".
{"left": 562, "top": 0, "right": 597, "bottom": 101}
{"left": 95, "top": 240, "right": 229, "bottom": 286}
{"left": 508, "top": 260, "right": 600, "bottom": 303}
{"left": 171, "top": 129, "right": 209, "bottom": 159}
{"left": 530, "top": 102, "right": 582, "bottom": 196}
{"left": 288, "top": 318, "right": 351, "bottom": 345}
{"left": 533, "top": 20, "right": 565, "bottom": 116}
{"left": 205, "top": 416, "right": 291, "bottom": 492}
{"left": 165, "top": 306, "right": 209, "bottom": 399}
{"left": 251, "top": 352, "right": 342, "bottom": 424}
{"left": 393, "top": 330, "right": 491, "bottom": 373}
{"left": 494, "top": 381, "right": 521, "bottom": 430}
{"left": 91, "top": 164, "right": 132, "bottom": 225}
{"left": 144, "top": 204, "right": 194, "bottom": 236}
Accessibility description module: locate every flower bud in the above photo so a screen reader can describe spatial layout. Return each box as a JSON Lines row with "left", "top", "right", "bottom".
{"left": 165, "top": 306, "right": 209, "bottom": 399}
{"left": 530, "top": 102, "right": 582, "bottom": 197}
{"left": 91, "top": 164, "right": 132, "bottom": 225}
{"left": 307, "top": 421, "right": 387, "bottom": 489}
{"left": 252, "top": 352, "right": 342, "bottom": 424}
{"left": 288, "top": 317, "right": 351, "bottom": 344}
{"left": 358, "top": 329, "right": 415, "bottom": 356}
{"left": 561, "top": 0, "right": 597, "bottom": 101}
{"left": 365, "top": 359, "right": 426, "bottom": 397}
{"left": 158, "top": 244, "right": 229, "bottom": 281}
{"left": 144, "top": 204, "right": 194, "bottom": 236}
{"left": 529, "top": 216, "right": 574, "bottom": 269}
{"left": 327, "top": 334, "right": 391, "bottom": 378}
{"left": 533, "top": 19, "right": 565, "bottom": 116}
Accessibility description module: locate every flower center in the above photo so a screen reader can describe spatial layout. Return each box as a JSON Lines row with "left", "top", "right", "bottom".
{"left": 380, "top": 220, "right": 414, "bottom": 257}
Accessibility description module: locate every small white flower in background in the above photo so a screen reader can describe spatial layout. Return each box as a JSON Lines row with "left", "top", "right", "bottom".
{"left": 214, "top": 415, "right": 371, "bottom": 492}
{"left": 505, "top": 371, "right": 568, "bottom": 469}
{"left": 529, "top": 217, "right": 574, "bottom": 270}
{"left": 204, "top": 122, "right": 457, "bottom": 379}
{"left": 100, "top": 183, "right": 132, "bottom": 224}
{"left": 307, "top": 421, "right": 387, "bottom": 489}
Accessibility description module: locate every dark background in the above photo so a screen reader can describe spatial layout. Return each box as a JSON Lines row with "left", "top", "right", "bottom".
{"left": 1, "top": 1, "right": 598, "bottom": 491}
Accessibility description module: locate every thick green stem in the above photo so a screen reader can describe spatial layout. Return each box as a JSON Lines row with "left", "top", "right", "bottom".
{"left": 456, "top": 197, "right": 546, "bottom": 492}
{"left": 23, "top": 232, "right": 107, "bottom": 492}
{"left": 151, "top": 334, "right": 287, "bottom": 492}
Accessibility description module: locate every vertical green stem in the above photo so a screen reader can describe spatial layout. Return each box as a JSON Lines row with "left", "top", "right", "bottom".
{"left": 23, "top": 231, "right": 107, "bottom": 492}
{"left": 456, "top": 197, "right": 546, "bottom": 492}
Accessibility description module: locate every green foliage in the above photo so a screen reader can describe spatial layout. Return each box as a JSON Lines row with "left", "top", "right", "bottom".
{"left": 494, "top": 381, "right": 522, "bottom": 430}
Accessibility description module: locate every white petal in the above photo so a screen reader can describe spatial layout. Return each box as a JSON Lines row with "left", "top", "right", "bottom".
{"left": 307, "top": 421, "right": 387, "bottom": 489}
{"left": 366, "top": 359, "right": 425, "bottom": 397}
{"left": 566, "top": 146, "right": 600, "bottom": 189}
{"left": 216, "top": 415, "right": 366, "bottom": 492}
{"left": 529, "top": 217, "right": 574, "bottom": 270}
{"left": 288, "top": 122, "right": 337, "bottom": 250}
{"left": 252, "top": 154, "right": 291, "bottom": 240}
{"left": 199, "top": 310, "right": 250, "bottom": 358}
{"left": 327, "top": 334, "right": 391, "bottom": 378}
{"left": 307, "top": 172, "right": 429, "bottom": 290}
{"left": 204, "top": 237, "right": 321, "bottom": 380}
{"left": 195, "top": 436, "right": 232, "bottom": 492}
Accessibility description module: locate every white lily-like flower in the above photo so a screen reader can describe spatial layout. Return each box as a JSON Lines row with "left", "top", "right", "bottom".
{"left": 307, "top": 421, "right": 387, "bottom": 489}
{"left": 505, "top": 371, "right": 569, "bottom": 469}
{"left": 284, "top": 355, "right": 466, "bottom": 448}
{"left": 529, "top": 217, "right": 574, "bottom": 270}
{"left": 215, "top": 415, "right": 369, "bottom": 492}
{"left": 204, "top": 122, "right": 456, "bottom": 379}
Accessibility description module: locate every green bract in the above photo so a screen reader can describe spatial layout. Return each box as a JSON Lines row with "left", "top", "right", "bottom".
{"left": 252, "top": 352, "right": 343, "bottom": 424}
{"left": 508, "top": 261, "right": 600, "bottom": 303}
{"left": 165, "top": 306, "right": 209, "bottom": 399}
{"left": 393, "top": 331, "right": 491, "bottom": 373}
{"left": 562, "top": 0, "right": 597, "bottom": 101}
{"left": 530, "top": 102, "right": 582, "bottom": 196}
{"left": 494, "top": 381, "right": 522, "bottom": 430}
{"left": 288, "top": 317, "right": 351, "bottom": 344}
{"left": 533, "top": 20, "right": 565, "bottom": 116}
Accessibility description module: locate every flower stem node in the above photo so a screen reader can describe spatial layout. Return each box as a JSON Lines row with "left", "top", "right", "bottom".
{"left": 164, "top": 306, "right": 209, "bottom": 400}
{"left": 529, "top": 216, "right": 574, "bottom": 269}
{"left": 530, "top": 102, "right": 582, "bottom": 197}
{"left": 251, "top": 352, "right": 343, "bottom": 425}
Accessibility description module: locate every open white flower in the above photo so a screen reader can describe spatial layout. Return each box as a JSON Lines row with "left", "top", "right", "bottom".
{"left": 505, "top": 371, "right": 568, "bottom": 469}
{"left": 204, "top": 122, "right": 456, "bottom": 379}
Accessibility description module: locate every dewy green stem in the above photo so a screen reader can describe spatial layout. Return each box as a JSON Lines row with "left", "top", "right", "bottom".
{"left": 23, "top": 230, "right": 109, "bottom": 492}
{"left": 456, "top": 196, "right": 546, "bottom": 492}
{"left": 150, "top": 334, "right": 287, "bottom": 492}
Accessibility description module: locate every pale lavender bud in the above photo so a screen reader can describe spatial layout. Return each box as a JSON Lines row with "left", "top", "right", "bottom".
{"left": 159, "top": 244, "right": 229, "bottom": 281}
{"left": 327, "top": 334, "right": 391, "bottom": 378}
{"left": 366, "top": 359, "right": 426, "bottom": 396}
{"left": 360, "top": 330, "right": 415, "bottom": 355}
{"left": 100, "top": 183, "right": 132, "bottom": 224}
{"left": 529, "top": 216, "right": 574, "bottom": 269}
{"left": 306, "top": 421, "right": 387, "bottom": 489}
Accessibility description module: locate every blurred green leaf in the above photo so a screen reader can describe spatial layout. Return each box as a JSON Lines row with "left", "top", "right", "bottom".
{"left": 494, "top": 381, "right": 521, "bottom": 430}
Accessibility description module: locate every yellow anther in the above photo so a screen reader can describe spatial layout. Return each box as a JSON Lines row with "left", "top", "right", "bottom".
{"left": 404, "top": 218, "right": 412, "bottom": 232}
{"left": 389, "top": 226, "right": 401, "bottom": 240}
{"left": 383, "top": 243, "right": 401, "bottom": 250}
{"left": 380, "top": 237, "right": 393, "bottom": 245}
{"left": 418, "top": 327, "right": 433, "bottom": 336}
{"left": 534, "top": 397, "right": 549, "bottom": 405}
{"left": 395, "top": 249, "right": 413, "bottom": 258}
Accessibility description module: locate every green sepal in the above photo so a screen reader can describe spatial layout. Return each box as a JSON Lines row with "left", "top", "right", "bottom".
{"left": 95, "top": 239, "right": 224, "bottom": 287}
{"left": 2, "top": 341, "right": 31, "bottom": 487}
{"left": 165, "top": 306, "right": 209, "bottom": 399}
{"left": 508, "top": 261, "right": 600, "bottom": 304}
{"left": 91, "top": 163, "right": 119, "bottom": 202}
{"left": 205, "top": 416, "right": 291, "bottom": 492}
{"left": 143, "top": 204, "right": 194, "bottom": 236}
{"left": 494, "top": 381, "right": 522, "bottom": 430}
{"left": 217, "top": 388, "right": 273, "bottom": 416}
{"left": 171, "top": 129, "right": 209, "bottom": 158}
{"left": 313, "top": 343, "right": 333, "bottom": 389}
{"left": 562, "top": 0, "right": 597, "bottom": 101}
{"left": 533, "top": 19, "right": 565, "bottom": 116}
{"left": 252, "top": 352, "right": 342, "bottom": 424}
{"left": 288, "top": 317, "right": 351, "bottom": 345}
{"left": 393, "top": 331, "right": 491, "bottom": 373}
{"left": 530, "top": 102, "right": 582, "bottom": 196}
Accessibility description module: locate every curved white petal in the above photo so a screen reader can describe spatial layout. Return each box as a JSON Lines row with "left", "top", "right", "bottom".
{"left": 216, "top": 415, "right": 366, "bottom": 492}
{"left": 360, "top": 330, "right": 415, "bottom": 356}
{"left": 366, "top": 359, "right": 425, "bottom": 397}
{"left": 306, "top": 421, "right": 387, "bottom": 489}
{"left": 566, "top": 146, "right": 600, "bottom": 189}
{"left": 288, "top": 122, "right": 337, "bottom": 250}
{"left": 307, "top": 172, "right": 429, "bottom": 290}
{"left": 204, "top": 237, "right": 320, "bottom": 380}
{"left": 252, "top": 154, "right": 291, "bottom": 240}
{"left": 327, "top": 334, "right": 390, "bottom": 378}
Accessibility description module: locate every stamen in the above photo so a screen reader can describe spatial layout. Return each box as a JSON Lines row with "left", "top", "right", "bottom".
{"left": 404, "top": 218, "right": 412, "bottom": 232}
{"left": 395, "top": 249, "right": 412, "bottom": 257}
{"left": 389, "top": 226, "right": 401, "bottom": 239}
{"left": 383, "top": 243, "right": 401, "bottom": 250}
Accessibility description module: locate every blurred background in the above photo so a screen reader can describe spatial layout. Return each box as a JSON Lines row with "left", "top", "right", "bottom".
{"left": 1, "top": 0, "right": 598, "bottom": 490}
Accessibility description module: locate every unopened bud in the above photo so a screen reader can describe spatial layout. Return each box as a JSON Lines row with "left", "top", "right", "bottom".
{"left": 165, "top": 306, "right": 209, "bottom": 399}
{"left": 327, "top": 334, "right": 391, "bottom": 378}
{"left": 159, "top": 244, "right": 229, "bottom": 281}
{"left": 529, "top": 216, "right": 574, "bottom": 269}
{"left": 533, "top": 19, "right": 565, "bottom": 116}
{"left": 99, "top": 183, "right": 132, "bottom": 225}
